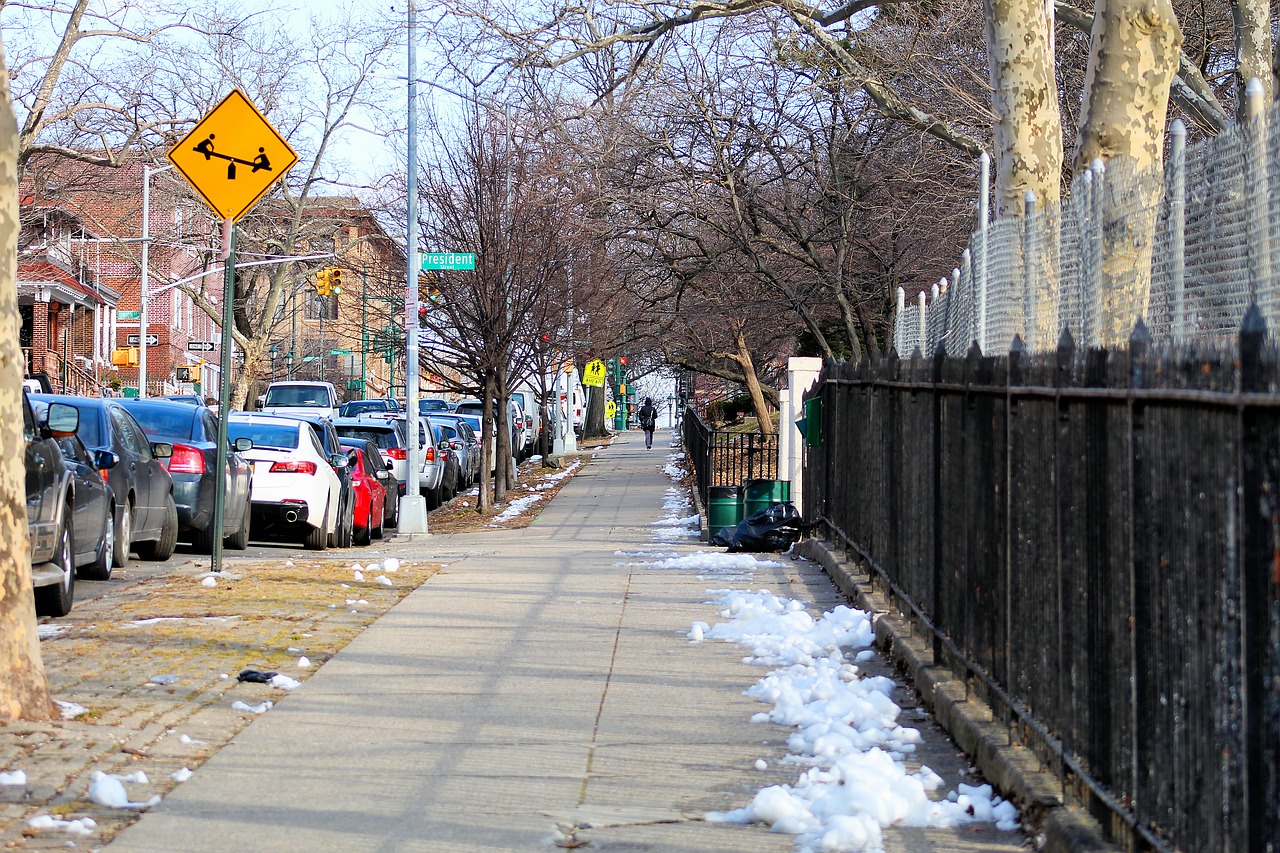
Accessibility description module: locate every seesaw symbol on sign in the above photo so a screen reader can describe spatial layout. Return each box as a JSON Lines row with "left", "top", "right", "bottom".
{"left": 191, "top": 134, "right": 273, "bottom": 180}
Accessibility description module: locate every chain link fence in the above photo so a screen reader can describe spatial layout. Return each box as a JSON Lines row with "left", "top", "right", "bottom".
{"left": 896, "top": 96, "right": 1280, "bottom": 356}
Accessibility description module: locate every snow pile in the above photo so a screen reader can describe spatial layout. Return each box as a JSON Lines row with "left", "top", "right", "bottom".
{"left": 700, "top": 589, "right": 1019, "bottom": 850}
{"left": 651, "top": 513, "right": 700, "bottom": 528}
{"left": 0, "top": 770, "right": 26, "bottom": 786}
{"left": 55, "top": 700, "right": 87, "bottom": 719}
{"left": 26, "top": 814, "right": 97, "bottom": 835}
{"left": 88, "top": 771, "right": 160, "bottom": 809}
{"left": 231, "top": 700, "right": 273, "bottom": 715}
{"left": 171, "top": 767, "right": 194, "bottom": 783}
{"left": 490, "top": 494, "right": 541, "bottom": 524}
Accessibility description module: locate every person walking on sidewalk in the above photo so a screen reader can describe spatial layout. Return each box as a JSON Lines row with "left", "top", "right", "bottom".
{"left": 638, "top": 397, "right": 658, "bottom": 449}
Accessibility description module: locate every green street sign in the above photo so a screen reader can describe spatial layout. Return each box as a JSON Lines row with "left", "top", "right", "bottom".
{"left": 421, "top": 252, "right": 475, "bottom": 271}
{"left": 329, "top": 349, "right": 352, "bottom": 355}
{"left": 118, "top": 310, "right": 141, "bottom": 320}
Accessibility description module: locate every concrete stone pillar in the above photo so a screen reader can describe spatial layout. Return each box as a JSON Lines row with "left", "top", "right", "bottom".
{"left": 785, "top": 356, "right": 823, "bottom": 516}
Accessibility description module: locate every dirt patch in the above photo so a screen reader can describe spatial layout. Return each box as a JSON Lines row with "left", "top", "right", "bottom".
{"left": 0, "top": 557, "right": 437, "bottom": 849}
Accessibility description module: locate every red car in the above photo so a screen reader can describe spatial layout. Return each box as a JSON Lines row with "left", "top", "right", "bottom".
{"left": 340, "top": 440, "right": 389, "bottom": 545}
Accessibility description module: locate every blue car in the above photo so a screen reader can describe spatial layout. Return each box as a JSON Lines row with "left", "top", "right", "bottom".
{"left": 30, "top": 394, "right": 178, "bottom": 567}
{"left": 119, "top": 399, "right": 254, "bottom": 552}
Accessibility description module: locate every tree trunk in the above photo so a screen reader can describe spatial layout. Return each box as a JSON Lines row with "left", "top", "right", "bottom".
{"left": 582, "top": 381, "right": 608, "bottom": 438}
{"left": 1074, "top": 0, "right": 1182, "bottom": 345}
{"left": 1232, "top": 0, "right": 1272, "bottom": 121}
{"left": 495, "top": 370, "right": 513, "bottom": 498}
{"left": 0, "top": 38, "right": 55, "bottom": 722}
{"left": 477, "top": 371, "right": 495, "bottom": 512}
{"left": 733, "top": 329, "right": 775, "bottom": 436}
{"left": 985, "top": 0, "right": 1063, "bottom": 215}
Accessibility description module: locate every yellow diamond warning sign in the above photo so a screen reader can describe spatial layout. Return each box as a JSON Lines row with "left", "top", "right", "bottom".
{"left": 168, "top": 89, "right": 298, "bottom": 222}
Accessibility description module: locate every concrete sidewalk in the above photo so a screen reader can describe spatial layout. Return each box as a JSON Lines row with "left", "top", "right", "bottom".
{"left": 106, "top": 431, "right": 1025, "bottom": 852}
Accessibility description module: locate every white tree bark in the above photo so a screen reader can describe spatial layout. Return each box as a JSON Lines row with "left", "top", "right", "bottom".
{"left": 0, "top": 33, "right": 55, "bottom": 722}
{"left": 1074, "top": 0, "right": 1182, "bottom": 345}
{"left": 985, "top": 0, "right": 1064, "bottom": 216}
{"left": 1231, "top": 0, "right": 1272, "bottom": 119}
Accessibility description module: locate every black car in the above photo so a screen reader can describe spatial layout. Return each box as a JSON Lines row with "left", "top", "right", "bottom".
{"left": 23, "top": 391, "right": 78, "bottom": 616}
{"left": 289, "top": 414, "right": 356, "bottom": 548}
{"left": 119, "top": 399, "right": 254, "bottom": 552}
{"left": 30, "top": 394, "right": 178, "bottom": 566}
{"left": 30, "top": 400, "right": 117, "bottom": 582}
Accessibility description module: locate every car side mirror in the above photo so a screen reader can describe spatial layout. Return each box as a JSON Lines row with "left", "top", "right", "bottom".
{"left": 329, "top": 453, "right": 349, "bottom": 470}
{"left": 94, "top": 449, "right": 120, "bottom": 470}
{"left": 152, "top": 442, "right": 173, "bottom": 459}
{"left": 375, "top": 469, "right": 391, "bottom": 480}
{"left": 233, "top": 437, "right": 253, "bottom": 452}
{"left": 45, "top": 402, "right": 79, "bottom": 437}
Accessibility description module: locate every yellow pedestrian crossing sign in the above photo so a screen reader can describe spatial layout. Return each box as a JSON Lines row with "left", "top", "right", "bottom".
{"left": 606, "top": 400, "right": 617, "bottom": 419}
{"left": 167, "top": 89, "right": 299, "bottom": 221}
{"left": 583, "top": 359, "right": 607, "bottom": 388}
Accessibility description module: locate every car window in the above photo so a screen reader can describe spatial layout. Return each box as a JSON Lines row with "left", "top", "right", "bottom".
{"left": 123, "top": 404, "right": 197, "bottom": 439}
{"left": 56, "top": 435, "right": 90, "bottom": 465}
{"left": 227, "top": 421, "right": 300, "bottom": 450}
{"left": 22, "top": 395, "right": 36, "bottom": 442}
{"left": 336, "top": 426, "right": 398, "bottom": 449}
{"left": 118, "top": 409, "right": 154, "bottom": 461}
{"left": 109, "top": 407, "right": 142, "bottom": 457}
{"left": 200, "top": 410, "right": 219, "bottom": 442}
{"left": 308, "top": 427, "right": 327, "bottom": 457}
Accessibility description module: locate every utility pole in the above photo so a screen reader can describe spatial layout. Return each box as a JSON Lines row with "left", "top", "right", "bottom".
{"left": 399, "top": 0, "right": 428, "bottom": 533}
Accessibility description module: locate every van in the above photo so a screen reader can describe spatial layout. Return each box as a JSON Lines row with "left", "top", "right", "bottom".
{"left": 260, "top": 381, "right": 339, "bottom": 420}
{"left": 509, "top": 388, "right": 540, "bottom": 457}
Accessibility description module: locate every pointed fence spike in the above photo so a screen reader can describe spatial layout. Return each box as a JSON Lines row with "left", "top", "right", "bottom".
{"left": 1058, "top": 326, "right": 1076, "bottom": 352}
{"left": 1010, "top": 334, "right": 1025, "bottom": 353}
{"left": 1130, "top": 317, "right": 1153, "bottom": 347}
{"left": 1241, "top": 302, "right": 1267, "bottom": 336}
{"left": 967, "top": 340, "right": 983, "bottom": 360}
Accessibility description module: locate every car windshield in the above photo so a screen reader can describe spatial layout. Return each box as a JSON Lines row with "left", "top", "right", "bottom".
{"left": 454, "top": 403, "right": 482, "bottom": 415}
{"left": 121, "top": 404, "right": 195, "bottom": 439}
{"left": 335, "top": 426, "right": 397, "bottom": 449}
{"left": 264, "top": 385, "right": 329, "bottom": 407}
{"left": 227, "top": 421, "right": 299, "bottom": 450}
{"left": 419, "top": 399, "right": 449, "bottom": 412}
{"left": 341, "top": 400, "right": 390, "bottom": 416}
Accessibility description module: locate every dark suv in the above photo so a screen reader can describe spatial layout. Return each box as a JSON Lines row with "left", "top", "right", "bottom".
{"left": 24, "top": 391, "right": 79, "bottom": 616}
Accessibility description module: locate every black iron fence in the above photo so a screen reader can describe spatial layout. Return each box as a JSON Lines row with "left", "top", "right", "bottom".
{"left": 682, "top": 410, "right": 779, "bottom": 510}
{"left": 803, "top": 315, "right": 1280, "bottom": 853}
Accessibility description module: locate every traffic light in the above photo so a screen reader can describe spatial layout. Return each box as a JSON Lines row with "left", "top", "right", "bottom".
{"left": 315, "top": 267, "right": 332, "bottom": 296}
{"left": 418, "top": 271, "right": 439, "bottom": 302}
{"left": 330, "top": 268, "right": 343, "bottom": 296}
{"left": 175, "top": 366, "right": 191, "bottom": 381}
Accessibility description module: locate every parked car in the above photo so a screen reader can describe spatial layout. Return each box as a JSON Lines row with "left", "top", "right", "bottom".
{"left": 448, "top": 412, "right": 495, "bottom": 476}
{"left": 386, "top": 415, "right": 446, "bottom": 506}
{"left": 418, "top": 397, "right": 452, "bottom": 414}
{"left": 333, "top": 416, "right": 409, "bottom": 509}
{"left": 431, "top": 414, "right": 481, "bottom": 490}
{"left": 510, "top": 388, "right": 541, "bottom": 459}
{"left": 226, "top": 414, "right": 343, "bottom": 550}
{"left": 29, "top": 400, "right": 117, "bottom": 582}
{"left": 288, "top": 414, "right": 357, "bottom": 548}
{"left": 424, "top": 416, "right": 461, "bottom": 502}
{"left": 340, "top": 436, "right": 398, "bottom": 529}
{"left": 30, "top": 394, "right": 178, "bottom": 566}
{"left": 260, "top": 381, "right": 339, "bottom": 420}
{"left": 343, "top": 442, "right": 389, "bottom": 545}
{"left": 24, "top": 392, "right": 79, "bottom": 616}
{"left": 164, "top": 395, "right": 206, "bottom": 406}
{"left": 119, "top": 399, "right": 254, "bottom": 552}
{"left": 339, "top": 398, "right": 400, "bottom": 418}
{"left": 454, "top": 399, "right": 524, "bottom": 465}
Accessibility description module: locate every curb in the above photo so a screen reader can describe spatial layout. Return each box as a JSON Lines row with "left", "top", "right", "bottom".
{"left": 796, "top": 538, "right": 1119, "bottom": 853}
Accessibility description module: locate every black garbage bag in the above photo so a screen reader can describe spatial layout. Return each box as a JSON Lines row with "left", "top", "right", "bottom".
{"left": 237, "top": 669, "right": 278, "bottom": 683}
{"left": 711, "top": 502, "right": 803, "bottom": 552}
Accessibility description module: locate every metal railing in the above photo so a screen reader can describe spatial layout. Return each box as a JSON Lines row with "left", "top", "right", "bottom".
{"left": 682, "top": 410, "right": 780, "bottom": 511}
{"left": 803, "top": 313, "right": 1280, "bottom": 853}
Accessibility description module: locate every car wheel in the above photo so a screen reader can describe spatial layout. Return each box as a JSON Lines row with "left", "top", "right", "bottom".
{"left": 355, "top": 505, "right": 372, "bottom": 546}
{"left": 339, "top": 499, "right": 355, "bottom": 548}
{"left": 190, "top": 520, "right": 216, "bottom": 554}
{"left": 35, "top": 515, "right": 75, "bottom": 617}
{"left": 79, "top": 502, "right": 115, "bottom": 582}
{"left": 306, "top": 499, "right": 330, "bottom": 550}
{"left": 226, "top": 498, "right": 251, "bottom": 550}
{"left": 372, "top": 503, "right": 384, "bottom": 540}
{"left": 113, "top": 501, "right": 133, "bottom": 568}
{"left": 137, "top": 496, "right": 179, "bottom": 561}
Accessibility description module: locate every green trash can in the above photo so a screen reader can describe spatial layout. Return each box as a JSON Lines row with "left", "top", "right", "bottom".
{"left": 743, "top": 479, "right": 790, "bottom": 519}
{"left": 707, "top": 486, "right": 744, "bottom": 536}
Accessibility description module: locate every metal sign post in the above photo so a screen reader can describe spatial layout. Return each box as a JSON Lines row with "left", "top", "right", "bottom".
{"left": 211, "top": 220, "right": 236, "bottom": 574}
{"left": 167, "top": 89, "right": 298, "bottom": 571}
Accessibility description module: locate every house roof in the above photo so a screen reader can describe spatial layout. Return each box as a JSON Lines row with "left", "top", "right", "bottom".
{"left": 18, "top": 259, "right": 114, "bottom": 306}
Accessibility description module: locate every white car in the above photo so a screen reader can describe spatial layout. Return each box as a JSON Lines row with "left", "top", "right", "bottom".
{"left": 227, "top": 413, "right": 343, "bottom": 550}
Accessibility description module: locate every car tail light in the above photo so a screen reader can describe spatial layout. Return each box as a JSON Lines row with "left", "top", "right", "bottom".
{"left": 271, "top": 460, "right": 317, "bottom": 475}
{"left": 424, "top": 446, "right": 435, "bottom": 463}
{"left": 387, "top": 447, "right": 407, "bottom": 460}
{"left": 168, "top": 444, "right": 206, "bottom": 474}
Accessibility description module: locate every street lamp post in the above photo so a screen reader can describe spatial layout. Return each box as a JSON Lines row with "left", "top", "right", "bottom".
{"left": 285, "top": 351, "right": 294, "bottom": 380}
{"left": 139, "top": 163, "right": 174, "bottom": 398}
{"left": 269, "top": 346, "right": 279, "bottom": 381}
